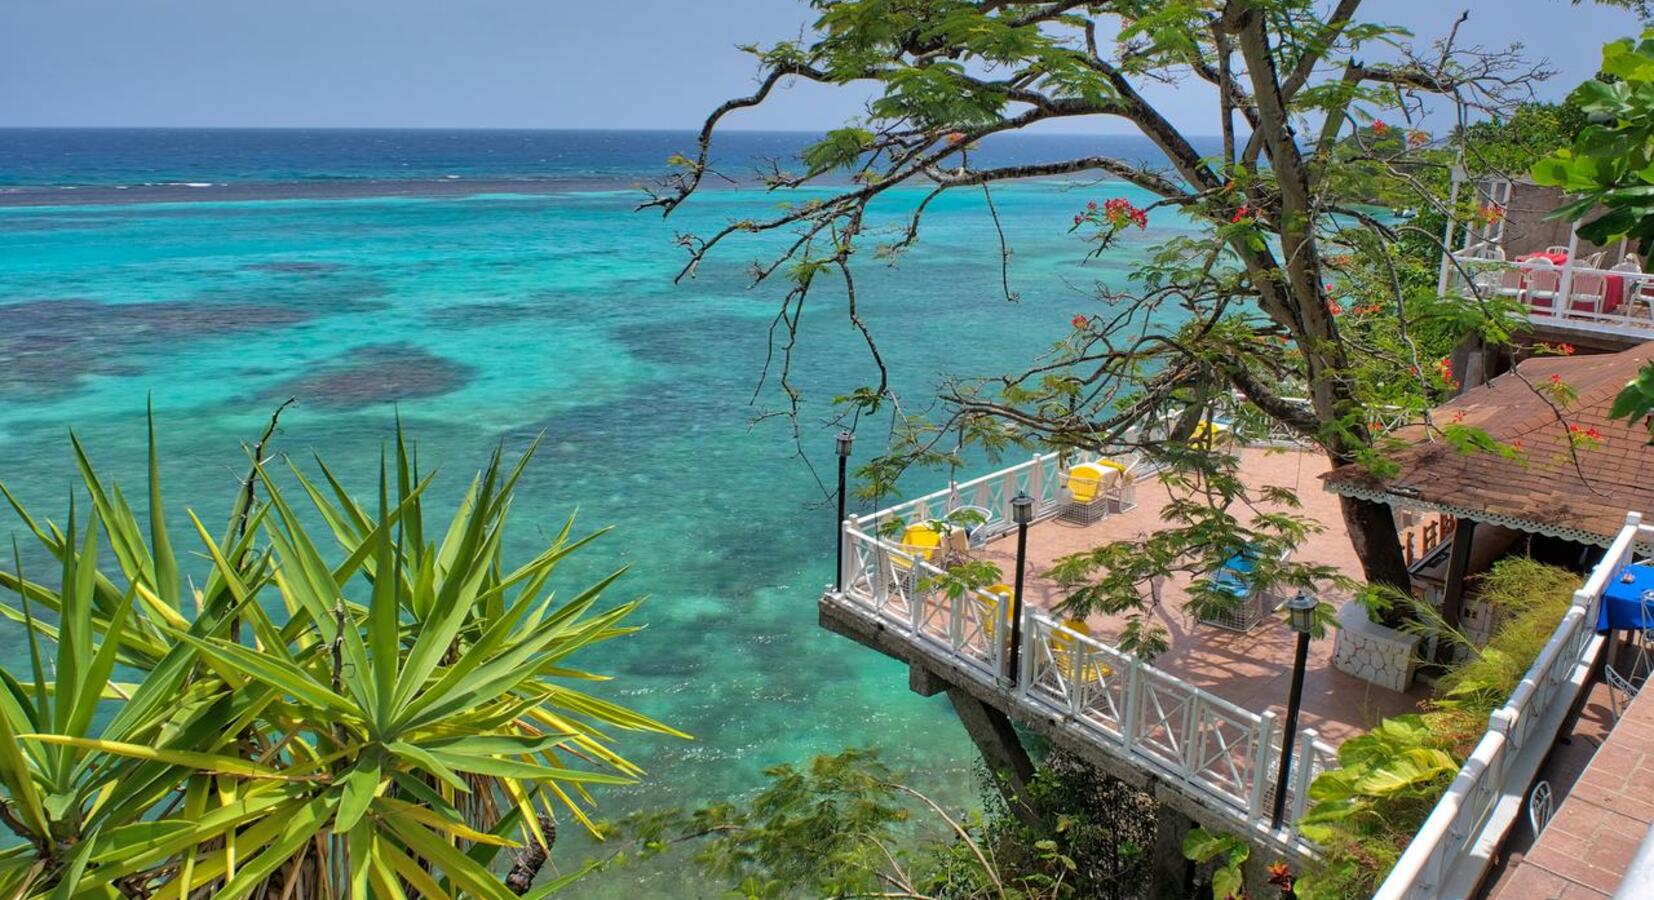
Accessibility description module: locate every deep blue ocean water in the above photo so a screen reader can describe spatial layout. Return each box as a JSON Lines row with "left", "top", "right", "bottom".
{"left": 0, "top": 128, "right": 1194, "bottom": 895}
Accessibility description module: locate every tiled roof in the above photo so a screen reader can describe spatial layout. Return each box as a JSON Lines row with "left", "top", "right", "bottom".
{"left": 1322, "top": 343, "right": 1654, "bottom": 546}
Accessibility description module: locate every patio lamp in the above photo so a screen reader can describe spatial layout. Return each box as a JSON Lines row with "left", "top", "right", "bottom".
{"left": 1271, "top": 589, "right": 1320, "bottom": 831}
{"left": 834, "top": 431, "right": 854, "bottom": 592}
{"left": 1007, "top": 493, "right": 1034, "bottom": 684}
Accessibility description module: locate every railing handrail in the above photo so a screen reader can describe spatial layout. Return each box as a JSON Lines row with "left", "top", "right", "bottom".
{"left": 1374, "top": 512, "right": 1642, "bottom": 899}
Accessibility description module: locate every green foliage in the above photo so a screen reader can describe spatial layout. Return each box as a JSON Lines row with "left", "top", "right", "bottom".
{"left": 0, "top": 412, "right": 679, "bottom": 898}
{"left": 1297, "top": 558, "right": 1581, "bottom": 898}
{"left": 1182, "top": 827, "right": 1249, "bottom": 900}
{"left": 594, "top": 748, "right": 1160, "bottom": 899}
{"left": 1534, "top": 31, "right": 1654, "bottom": 254}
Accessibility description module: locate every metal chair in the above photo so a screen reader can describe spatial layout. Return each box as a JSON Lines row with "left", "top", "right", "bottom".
{"left": 1529, "top": 780, "right": 1554, "bottom": 836}
{"left": 1607, "top": 664, "right": 1641, "bottom": 722}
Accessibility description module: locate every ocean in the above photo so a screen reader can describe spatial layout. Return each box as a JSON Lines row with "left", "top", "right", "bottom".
{"left": 0, "top": 128, "right": 1193, "bottom": 895}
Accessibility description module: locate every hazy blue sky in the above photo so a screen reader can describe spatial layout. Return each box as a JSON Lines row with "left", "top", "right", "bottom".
{"left": 0, "top": 1, "right": 1643, "bottom": 131}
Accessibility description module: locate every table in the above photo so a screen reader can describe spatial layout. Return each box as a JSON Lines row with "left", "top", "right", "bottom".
{"left": 1596, "top": 563, "right": 1654, "bottom": 633}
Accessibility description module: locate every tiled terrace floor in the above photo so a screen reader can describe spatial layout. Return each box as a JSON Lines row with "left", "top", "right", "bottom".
{"left": 978, "top": 446, "right": 1428, "bottom": 745}
{"left": 1491, "top": 681, "right": 1654, "bottom": 898}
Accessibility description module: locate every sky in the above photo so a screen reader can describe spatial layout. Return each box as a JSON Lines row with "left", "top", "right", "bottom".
{"left": 0, "top": 0, "right": 1644, "bottom": 132}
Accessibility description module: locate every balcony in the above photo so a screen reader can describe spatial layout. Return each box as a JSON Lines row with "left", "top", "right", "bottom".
{"left": 1440, "top": 174, "right": 1654, "bottom": 347}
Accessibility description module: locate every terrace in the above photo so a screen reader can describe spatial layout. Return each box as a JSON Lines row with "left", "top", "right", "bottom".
{"left": 823, "top": 436, "right": 1621, "bottom": 888}
{"left": 1440, "top": 172, "right": 1654, "bottom": 348}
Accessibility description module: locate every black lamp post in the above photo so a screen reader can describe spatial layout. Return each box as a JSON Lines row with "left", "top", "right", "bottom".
{"left": 834, "top": 431, "right": 854, "bottom": 592}
{"left": 1006, "top": 493, "right": 1034, "bottom": 683}
{"left": 1271, "top": 589, "right": 1320, "bottom": 830}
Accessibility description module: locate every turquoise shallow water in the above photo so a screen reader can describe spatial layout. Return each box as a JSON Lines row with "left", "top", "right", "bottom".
{"left": 0, "top": 131, "right": 1185, "bottom": 895}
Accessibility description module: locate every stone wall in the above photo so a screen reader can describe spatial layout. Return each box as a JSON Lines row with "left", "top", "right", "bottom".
{"left": 1332, "top": 602, "right": 1421, "bottom": 692}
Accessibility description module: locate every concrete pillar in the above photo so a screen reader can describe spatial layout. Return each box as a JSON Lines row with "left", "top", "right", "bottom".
{"left": 1148, "top": 803, "right": 1195, "bottom": 900}
{"left": 944, "top": 686, "right": 1042, "bottom": 828}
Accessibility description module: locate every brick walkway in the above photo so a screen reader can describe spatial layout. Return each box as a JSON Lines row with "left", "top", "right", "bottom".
{"left": 1493, "top": 683, "right": 1654, "bottom": 898}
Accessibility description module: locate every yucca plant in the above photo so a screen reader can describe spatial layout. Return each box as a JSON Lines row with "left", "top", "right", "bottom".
{"left": 0, "top": 409, "right": 682, "bottom": 898}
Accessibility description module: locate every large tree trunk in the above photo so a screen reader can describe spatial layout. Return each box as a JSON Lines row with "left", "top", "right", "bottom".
{"left": 1337, "top": 492, "right": 1412, "bottom": 621}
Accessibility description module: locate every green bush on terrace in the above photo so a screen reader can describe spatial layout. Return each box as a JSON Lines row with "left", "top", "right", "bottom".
{"left": 1294, "top": 558, "right": 1582, "bottom": 899}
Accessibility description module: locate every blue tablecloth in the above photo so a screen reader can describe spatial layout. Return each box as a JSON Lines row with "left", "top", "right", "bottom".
{"left": 1597, "top": 563, "right": 1654, "bottom": 633}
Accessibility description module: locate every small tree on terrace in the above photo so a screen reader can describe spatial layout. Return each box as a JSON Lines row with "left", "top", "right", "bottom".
{"left": 645, "top": 2, "right": 1551, "bottom": 643}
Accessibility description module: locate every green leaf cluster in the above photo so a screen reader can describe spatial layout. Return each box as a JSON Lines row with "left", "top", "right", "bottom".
{"left": 0, "top": 412, "right": 681, "bottom": 898}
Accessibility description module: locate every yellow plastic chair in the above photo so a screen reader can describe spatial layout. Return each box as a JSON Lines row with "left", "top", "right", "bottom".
{"left": 895, "top": 522, "right": 943, "bottom": 565}
{"left": 980, "top": 583, "right": 1014, "bottom": 640}
{"left": 1060, "top": 463, "right": 1111, "bottom": 524}
{"left": 1191, "top": 421, "right": 1231, "bottom": 449}
{"left": 1050, "top": 618, "right": 1113, "bottom": 681}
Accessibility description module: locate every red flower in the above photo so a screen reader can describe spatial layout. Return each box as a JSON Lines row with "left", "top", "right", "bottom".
{"left": 1267, "top": 861, "right": 1294, "bottom": 888}
{"left": 1231, "top": 205, "right": 1250, "bottom": 223}
{"left": 1513, "top": 439, "right": 1524, "bottom": 450}
{"left": 1549, "top": 373, "right": 1563, "bottom": 385}
{"left": 1329, "top": 301, "right": 1343, "bottom": 316}
{"left": 1371, "top": 119, "right": 1390, "bottom": 136}
{"left": 1451, "top": 410, "right": 1466, "bottom": 423}
{"left": 1074, "top": 214, "right": 1083, "bottom": 225}
{"left": 945, "top": 131, "right": 967, "bottom": 145}
{"left": 1408, "top": 129, "right": 1429, "bottom": 148}
{"left": 1087, "top": 200, "right": 1097, "bottom": 211}
{"left": 1071, "top": 313, "right": 1089, "bottom": 330}
{"left": 1560, "top": 343, "right": 1576, "bottom": 356}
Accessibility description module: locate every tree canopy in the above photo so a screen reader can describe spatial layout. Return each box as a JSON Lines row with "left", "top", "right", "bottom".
{"left": 650, "top": 1, "right": 1556, "bottom": 644}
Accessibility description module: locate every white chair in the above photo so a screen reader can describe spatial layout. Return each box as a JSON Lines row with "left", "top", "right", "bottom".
{"left": 1529, "top": 781, "right": 1554, "bottom": 836}
{"left": 1568, "top": 270, "right": 1609, "bottom": 318}
{"left": 1632, "top": 590, "right": 1654, "bottom": 683}
{"left": 1525, "top": 260, "right": 1561, "bottom": 314}
{"left": 1607, "top": 664, "right": 1641, "bottom": 722}
{"left": 1493, "top": 265, "right": 1526, "bottom": 301}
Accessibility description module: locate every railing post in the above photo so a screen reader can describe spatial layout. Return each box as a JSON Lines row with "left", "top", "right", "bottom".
{"left": 871, "top": 541, "right": 889, "bottom": 610}
{"left": 1557, "top": 226, "right": 1581, "bottom": 316}
{"left": 1122, "top": 657, "right": 1142, "bottom": 750}
{"left": 1287, "top": 727, "right": 1320, "bottom": 838}
{"left": 1016, "top": 611, "right": 1037, "bottom": 698}
{"left": 1027, "top": 453, "right": 1044, "bottom": 511}
{"left": 1249, "top": 710, "right": 1278, "bottom": 819}
{"left": 1437, "top": 170, "right": 1461, "bottom": 297}
{"left": 1070, "top": 643, "right": 1088, "bottom": 717}
{"left": 1182, "top": 693, "right": 1203, "bottom": 776}
{"left": 839, "top": 515, "right": 858, "bottom": 596}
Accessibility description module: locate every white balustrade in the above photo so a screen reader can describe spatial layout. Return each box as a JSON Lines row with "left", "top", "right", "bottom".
{"left": 1446, "top": 253, "right": 1654, "bottom": 340}
{"left": 835, "top": 520, "right": 1327, "bottom": 858}
{"left": 1375, "top": 513, "right": 1644, "bottom": 899}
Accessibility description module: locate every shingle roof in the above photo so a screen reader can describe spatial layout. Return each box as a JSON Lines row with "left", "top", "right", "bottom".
{"left": 1321, "top": 343, "right": 1654, "bottom": 546}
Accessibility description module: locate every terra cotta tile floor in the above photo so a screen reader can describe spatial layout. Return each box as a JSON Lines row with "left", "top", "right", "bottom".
{"left": 977, "top": 446, "right": 1428, "bottom": 745}
{"left": 1490, "top": 682, "right": 1654, "bottom": 898}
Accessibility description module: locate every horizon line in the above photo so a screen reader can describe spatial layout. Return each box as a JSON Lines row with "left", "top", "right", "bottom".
{"left": 0, "top": 124, "right": 1220, "bottom": 138}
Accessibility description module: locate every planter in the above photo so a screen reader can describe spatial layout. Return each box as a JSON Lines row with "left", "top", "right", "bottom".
{"left": 1332, "top": 602, "right": 1421, "bottom": 692}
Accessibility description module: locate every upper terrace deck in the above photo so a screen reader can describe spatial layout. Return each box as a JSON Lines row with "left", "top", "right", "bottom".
{"left": 1440, "top": 174, "right": 1654, "bottom": 349}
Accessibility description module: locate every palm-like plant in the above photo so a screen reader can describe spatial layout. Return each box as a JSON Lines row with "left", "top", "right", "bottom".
{"left": 0, "top": 411, "right": 682, "bottom": 898}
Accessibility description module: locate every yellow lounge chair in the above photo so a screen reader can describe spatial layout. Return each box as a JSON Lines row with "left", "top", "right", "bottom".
{"left": 1060, "top": 462, "right": 1112, "bottom": 524}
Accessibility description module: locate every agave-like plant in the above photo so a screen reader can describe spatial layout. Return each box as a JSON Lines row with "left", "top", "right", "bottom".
{"left": 0, "top": 409, "right": 682, "bottom": 898}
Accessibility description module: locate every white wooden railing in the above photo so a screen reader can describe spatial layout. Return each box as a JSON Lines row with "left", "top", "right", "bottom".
{"left": 1444, "top": 253, "right": 1654, "bottom": 340}
{"left": 836, "top": 522, "right": 1338, "bottom": 857}
{"left": 1374, "top": 513, "right": 1643, "bottom": 899}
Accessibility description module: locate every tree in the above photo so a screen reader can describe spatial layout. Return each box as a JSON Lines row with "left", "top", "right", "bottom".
{"left": 0, "top": 412, "right": 681, "bottom": 897}
{"left": 1534, "top": 30, "right": 1654, "bottom": 435}
{"left": 647, "top": 1, "right": 1547, "bottom": 638}
{"left": 590, "top": 747, "right": 1160, "bottom": 899}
